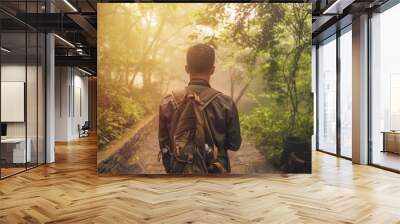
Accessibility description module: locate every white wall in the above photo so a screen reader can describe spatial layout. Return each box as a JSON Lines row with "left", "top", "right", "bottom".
{"left": 55, "top": 67, "right": 70, "bottom": 141}
{"left": 72, "top": 73, "right": 89, "bottom": 138}
{"left": 55, "top": 67, "right": 89, "bottom": 141}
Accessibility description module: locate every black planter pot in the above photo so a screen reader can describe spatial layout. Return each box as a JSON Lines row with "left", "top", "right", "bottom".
{"left": 281, "top": 136, "right": 311, "bottom": 173}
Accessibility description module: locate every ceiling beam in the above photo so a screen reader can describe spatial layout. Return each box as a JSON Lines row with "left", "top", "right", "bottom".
{"left": 11, "top": 13, "right": 82, "bottom": 32}
{"left": 323, "top": 0, "right": 356, "bottom": 15}
{"left": 55, "top": 55, "right": 96, "bottom": 70}
{"left": 67, "top": 13, "right": 97, "bottom": 39}
{"left": 312, "top": 15, "right": 335, "bottom": 34}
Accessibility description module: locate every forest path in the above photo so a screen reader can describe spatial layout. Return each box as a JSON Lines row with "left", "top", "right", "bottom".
{"left": 133, "top": 118, "right": 277, "bottom": 174}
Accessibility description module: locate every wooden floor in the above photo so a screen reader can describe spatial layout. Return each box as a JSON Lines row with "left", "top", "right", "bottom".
{"left": 1, "top": 167, "right": 26, "bottom": 178}
{"left": 372, "top": 150, "right": 400, "bottom": 171}
{"left": 1, "top": 136, "right": 400, "bottom": 223}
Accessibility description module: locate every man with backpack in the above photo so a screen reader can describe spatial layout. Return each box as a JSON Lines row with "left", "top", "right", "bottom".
{"left": 158, "top": 43, "right": 242, "bottom": 174}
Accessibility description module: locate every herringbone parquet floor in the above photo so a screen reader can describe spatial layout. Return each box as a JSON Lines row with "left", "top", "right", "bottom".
{"left": 1, "top": 135, "right": 400, "bottom": 224}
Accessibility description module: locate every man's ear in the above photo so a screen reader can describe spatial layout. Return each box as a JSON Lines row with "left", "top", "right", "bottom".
{"left": 185, "top": 65, "right": 190, "bottom": 74}
{"left": 209, "top": 66, "right": 215, "bottom": 75}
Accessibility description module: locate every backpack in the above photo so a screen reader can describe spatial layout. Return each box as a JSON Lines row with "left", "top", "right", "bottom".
{"left": 161, "top": 87, "right": 224, "bottom": 174}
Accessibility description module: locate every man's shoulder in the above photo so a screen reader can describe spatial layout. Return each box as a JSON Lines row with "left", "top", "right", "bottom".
{"left": 160, "top": 94, "right": 174, "bottom": 106}
{"left": 211, "top": 90, "right": 235, "bottom": 108}
{"left": 160, "top": 87, "right": 235, "bottom": 106}
{"left": 216, "top": 92, "right": 234, "bottom": 102}
{"left": 160, "top": 89, "right": 186, "bottom": 106}
{"left": 212, "top": 90, "right": 234, "bottom": 102}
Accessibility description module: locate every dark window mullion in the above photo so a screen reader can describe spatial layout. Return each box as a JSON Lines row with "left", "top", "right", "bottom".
{"left": 336, "top": 29, "right": 341, "bottom": 157}
{"left": 25, "top": 0, "right": 28, "bottom": 171}
{"left": 36, "top": 0, "right": 39, "bottom": 167}
{"left": 367, "top": 11, "right": 373, "bottom": 165}
{"left": 316, "top": 44, "right": 320, "bottom": 150}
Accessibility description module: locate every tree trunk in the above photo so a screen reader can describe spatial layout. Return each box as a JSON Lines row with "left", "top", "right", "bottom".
{"left": 287, "top": 44, "right": 306, "bottom": 132}
{"left": 235, "top": 82, "right": 250, "bottom": 104}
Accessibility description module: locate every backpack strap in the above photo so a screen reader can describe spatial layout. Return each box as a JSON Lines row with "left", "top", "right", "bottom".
{"left": 171, "top": 90, "right": 186, "bottom": 110}
{"left": 200, "top": 92, "right": 226, "bottom": 173}
{"left": 198, "top": 88, "right": 222, "bottom": 111}
{"left": 172, "top": 87, "right": 221, "bottom": 110}
{"left": 197, "top": 88, "right": 222, "bottom": 154}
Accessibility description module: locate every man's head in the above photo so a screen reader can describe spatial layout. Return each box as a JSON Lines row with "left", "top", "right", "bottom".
{"left": 185, "top": 43, "right": 215, "bottom": 79}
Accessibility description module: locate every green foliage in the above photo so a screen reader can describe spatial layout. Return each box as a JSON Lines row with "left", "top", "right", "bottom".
{"left": 196, "top": 3, "right": 313, "bottom": 168}
{"left": 240, "top": 108, "right": 287, "bottom": 167}
{"left": 97, "top": 78, "right": 147, "bottom": 149}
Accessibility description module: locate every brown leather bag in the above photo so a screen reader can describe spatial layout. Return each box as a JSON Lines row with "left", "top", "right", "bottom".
{"left": 161, "top": 87, "right": 224, "bottom": 174}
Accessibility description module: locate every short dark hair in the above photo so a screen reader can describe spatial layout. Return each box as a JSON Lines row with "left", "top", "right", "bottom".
{"left": 186, "top": 43, "right": 215, "bottom": 74}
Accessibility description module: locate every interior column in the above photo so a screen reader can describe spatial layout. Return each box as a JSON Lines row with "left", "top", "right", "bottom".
{"left": 352, "top": 14, "right": 369, "bottom": 164}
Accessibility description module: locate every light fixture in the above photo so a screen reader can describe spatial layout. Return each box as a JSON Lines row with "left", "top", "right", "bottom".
{"left": 78, "top": 67, "right": 93, "bottom": 76}
{"left": 1, "top": 47, "right": 11, "bottom": 53}
{"left": 76, "top": 48, "right": 87, "bottom": 56}
{"left": 54, "top": 34, "right": 75, "bottom": 48}
{"left": 322, "top": 0, "right": 355, "bottom": 15}
{"left": 63, "top": 0, "right": 78, "bottom": 12}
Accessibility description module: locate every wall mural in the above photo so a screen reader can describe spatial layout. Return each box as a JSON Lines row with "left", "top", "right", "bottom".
{"left": 97, "top": 3, "right": 312, "bottom": 175}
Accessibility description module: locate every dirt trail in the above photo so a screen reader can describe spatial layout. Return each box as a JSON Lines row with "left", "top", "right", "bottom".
{"left": 99, "top": 117, "right": 277, "bottom": 174}
{"left": 136, "top": 119, "right": 276, "bottom": 174}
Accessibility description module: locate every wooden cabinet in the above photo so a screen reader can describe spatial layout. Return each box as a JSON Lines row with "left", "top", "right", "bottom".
{"left": 382, "top": 132, "right": 400, "bottom": 154}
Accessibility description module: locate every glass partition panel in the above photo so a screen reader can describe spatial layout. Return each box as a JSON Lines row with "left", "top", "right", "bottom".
{"left": 38, "top": 32, "right": 45, "bottom": 165}
{"left": 27, "top": 31, "right": 38, "bottom": 169}
{"left": 339, "top": 27, "right": 352, "bottom": 158}
{"left": 317, "top": 35, "right": 337, "bottom": 154}
{"left": 1, "top": 31, "right": 27, "bottom": 177}
{"left": 371, "top": 4, "right": 400, "bottom": 171}
{"left": 0, "top": 1, "right": 46, "bottom": 179}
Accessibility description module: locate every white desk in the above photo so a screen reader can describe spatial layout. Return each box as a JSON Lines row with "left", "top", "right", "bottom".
{"left": 1, "top": 138, "right": 31, "bottom": 163}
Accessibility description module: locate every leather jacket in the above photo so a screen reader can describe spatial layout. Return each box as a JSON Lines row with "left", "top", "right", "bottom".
{"left": 158, "top": 79, "right": 242, "bottom": 172}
